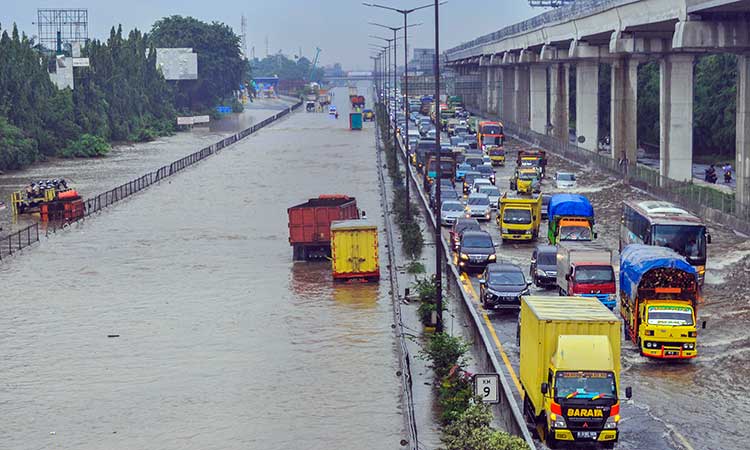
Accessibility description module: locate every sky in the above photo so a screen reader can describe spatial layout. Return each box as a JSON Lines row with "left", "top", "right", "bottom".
{"left": 1, "top": 0, "right": 545, "bottom": 70}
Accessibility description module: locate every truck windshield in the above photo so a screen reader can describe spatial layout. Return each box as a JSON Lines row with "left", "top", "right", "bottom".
{"left": 575, "top": 266, "right": 614, "bottom": 283}
{"left": 647, "top": 306, "right": 694, "bottom": 326}
{"left": 503, "top": 209, "right": 532, "bottom": 224}
{"left": 489, "top": 148, "right": 504, "bottom": 156}
{"left": 519, "top": 172, "right": 537, "bottom": 181}
{"left": 555, "top": 371, "right": 616, "bottom": 400}
{"left": 559, "top": 225, "right": 592, "bottom": 241}
{"left": 652, "top": 224, "right": 706, "bottom": 262}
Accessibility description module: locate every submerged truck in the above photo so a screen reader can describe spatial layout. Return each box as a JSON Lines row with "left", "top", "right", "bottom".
{"left": 288, "top": 195, "right": 360, "bottom": 260}
{"left": 519, "top": 296, "right": 631, "bottom": 449}
{"left": 556, "top": 242, "right": 616, "bottom": 309}
{"left": 548, "top": 194, "right": 595, "bottom": 245}
{"left": 620, "top": 244, "right": 700, "bottom": 359}
{"left": 497, "top": 193, "right": 542, "bottom": 241}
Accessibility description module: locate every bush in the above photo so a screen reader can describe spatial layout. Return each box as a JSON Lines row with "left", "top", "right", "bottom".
{"left": 0, "top": 116, "right": 38, "bottom": 170}
{"left": 406, "top": 261, "right": 426, "bottom": 274}
{"left": 421, "top": 332, "right": 469, "bottom": 379}
{"left": 441, "top": 402, "right": 530, "bottom": 450}
{"left": 231, "top": 98, "right": 244, "bottom": 113}
{"left": 438, "top": 371, "right": 475, "bottom": 424}
{"left": 59, "top": 133, "right": 111, "bottom": 158}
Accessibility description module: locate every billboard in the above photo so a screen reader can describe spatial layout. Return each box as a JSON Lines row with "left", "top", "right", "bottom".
{"left": 156, "top": 48, "right": 198, "bottom": 80}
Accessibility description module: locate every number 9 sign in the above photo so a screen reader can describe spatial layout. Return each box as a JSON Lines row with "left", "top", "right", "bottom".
{"left": 474, "top": 373, "right": 500, "bottom": 404}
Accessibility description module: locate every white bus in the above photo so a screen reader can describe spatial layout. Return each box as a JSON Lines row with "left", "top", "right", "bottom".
{"left": 620, "top": 200, "right": 710, "bottom": 284}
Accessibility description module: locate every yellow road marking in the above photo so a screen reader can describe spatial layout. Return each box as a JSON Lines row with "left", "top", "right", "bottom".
{"left": 459, "top": 273, "right": 523, "bottom": 394}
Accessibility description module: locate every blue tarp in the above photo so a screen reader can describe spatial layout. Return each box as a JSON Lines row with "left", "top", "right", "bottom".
{"left": 620, "top": 244, "right": 697, "bottom": 298}
{"left": 548, "top": 194, "right": 594, "bottom": 220}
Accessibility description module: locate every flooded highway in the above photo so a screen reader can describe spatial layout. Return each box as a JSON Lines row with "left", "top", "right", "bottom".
{"left": 0, "top": 85, "right": 404, "bottom": 449}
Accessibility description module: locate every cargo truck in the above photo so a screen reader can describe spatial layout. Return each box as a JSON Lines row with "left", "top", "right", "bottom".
{"left": 510, "top": 168, "right": 541, "bottom": 194}
{"left": 288, "top": 195, "right": 360, "bottom": 260}
{"left": 517, "top": 149, "right": 547, "bottom": 177}
{"left": 548, "top": 194, "right": 595, "bottom": 245}
{"left": 556, "top": 242, "right": 616, "bottom": 309}
{"left": 497, "top": 193, "right": 542, "bottom": 241}
{"left": 487, "top": 146, "right": 505, "bottom": 166}
{"left": 620, "top": 244, "right": 700, "bottom": 359}
{"left": 330, "top": 220, "right": 380, "bottom": 282}
{"left": 519, "top": 296, "right": 631, "bottom": 449}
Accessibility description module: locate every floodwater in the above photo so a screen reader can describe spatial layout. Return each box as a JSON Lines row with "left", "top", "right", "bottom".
{"left": 0, "top": 85, "right": 404, "bottom": 449}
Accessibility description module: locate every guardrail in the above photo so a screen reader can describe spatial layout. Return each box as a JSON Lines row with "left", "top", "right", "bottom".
{"left": 379, "top": 98, "right": 536, "bottom": 447}
{"left": 502, "top": 120, "right": 750, "bottom": 235}
{"left": 0, "top": 100, "right": 303, "bottom": 261}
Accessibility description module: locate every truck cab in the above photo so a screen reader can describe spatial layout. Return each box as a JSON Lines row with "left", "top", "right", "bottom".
{"left": 498, "top": 193, "right": 542, "bottom": 241}
{"left": 487, "top": 146, "right": 505, "bottom": 166}
{"left": 511, "top": 168, "right": 540, "bottom": 194}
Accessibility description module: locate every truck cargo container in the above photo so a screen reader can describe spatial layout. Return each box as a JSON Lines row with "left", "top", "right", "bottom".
{"left": 497, "top": 192, "right": 542, "bottom": 241}
{"left": 516, "top": 149, "right": 547, "bottom": 177}
{"left": 288, "top": 195, "right": 359, "bottom": 260}
{"left": 620, "top": 244, "right": 700, "bottom": 359}
{"left": 556, "top": 242, "right": 616, "bottom": 309}
{"left": 519, "top": 296, "right": 631, "bottom": 449}
{"left": 330, "top": 220, "right": 379, "bottom": 282}
{"left": 548, "top": 194, "right": 595, "bottom": 245}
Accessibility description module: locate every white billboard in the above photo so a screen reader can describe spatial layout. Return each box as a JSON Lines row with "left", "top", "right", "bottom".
{"left": 156, "top": 48, "right": 198, "bottom": 80}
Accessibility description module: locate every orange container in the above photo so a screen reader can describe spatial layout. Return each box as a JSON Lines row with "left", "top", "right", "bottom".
{"left": 58, "top": 190, "right": 79, "bottom": 200}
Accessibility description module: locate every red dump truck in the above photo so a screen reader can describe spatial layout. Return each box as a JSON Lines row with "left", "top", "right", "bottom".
{"left": 288, "top": 195, "right": 360, "bottom": 260}
{"left": 350, "top": 95, "right": 365, "bottom": 109}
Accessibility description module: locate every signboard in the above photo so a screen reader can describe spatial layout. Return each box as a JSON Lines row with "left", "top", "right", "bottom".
{"left": 176, "top": 117, "right": 194, "bottom": 125}
{"left": 156, "top": 48, "right": 198, "bottom": 80}
{"left": 72, "top": 57, "right": 90, "bottom": 67}
{"left": 216, "top": 106, "right": 232, "bottom": 114}
{"left": 193, "top": 115, "right": 210, "bottom": 124}
{"left": 474, "top": 374, "right": 500, "bottom": 404}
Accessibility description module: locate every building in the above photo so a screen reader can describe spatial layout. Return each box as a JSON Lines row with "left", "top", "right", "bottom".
{"left": 410, "top": 48, "right": 435, "bottom": 74}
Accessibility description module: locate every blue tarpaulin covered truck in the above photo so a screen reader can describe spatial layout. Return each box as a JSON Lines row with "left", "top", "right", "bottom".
{"left": 547, "top": 194, "right": 595, "bottom": 245}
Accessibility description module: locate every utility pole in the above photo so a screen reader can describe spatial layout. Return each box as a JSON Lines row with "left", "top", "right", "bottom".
{"left": 433, "top": 0, "right": 443, "bottom": 333}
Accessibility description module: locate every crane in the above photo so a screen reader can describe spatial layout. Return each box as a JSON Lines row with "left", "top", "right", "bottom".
{"left": 308, "top": 47, "right": 321, "bottom": 81}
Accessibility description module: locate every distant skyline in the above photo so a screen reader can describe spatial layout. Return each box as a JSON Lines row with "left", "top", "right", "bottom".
{"left": 1, "top": 1, "right": 547, "bottom": 70}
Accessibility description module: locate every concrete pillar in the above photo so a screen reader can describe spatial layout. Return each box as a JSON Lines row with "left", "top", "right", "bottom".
{"left": 611, "top": 57, "right": 639, "bottom": 162}
{"left": 488, "top": 67, "right": 497, "bottom": 114}
{"left": 530, "top": 64, "right": 547, "bottom": 133}
{"left": 549, "top": 63, "right": 569, "bottom": 140}
{"left": 576, "top": 61, "right": 599, "bottom": 151}
{"left": 480, "top": 67, "right": 490, "bottom": 114}
{"left": 515, "top": 65, "right": 530, "bottom": 127}
{"left": 736, "top": 55, "right": 750, "bottom": 209}
{"left": 659, "top": 54, "right": 694, "bottom": 181}
{"left": 502, "top": 67, "right": 515, "bottom": 123}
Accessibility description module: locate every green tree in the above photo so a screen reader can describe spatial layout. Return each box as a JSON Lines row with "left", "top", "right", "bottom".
{"left": 694, "top": 54, "right": 736, "bottom": 157}
{"left": 637, "top": 61, "right": 660, "bottom": 147}
{"left": 0, "top": 116, "right": 38, "bottom": 170}
{"left": 149, "top": 16, "right": 246, "bottom": 110}
{"left": 440, "top": 402, "right": 530, "bottom": 450}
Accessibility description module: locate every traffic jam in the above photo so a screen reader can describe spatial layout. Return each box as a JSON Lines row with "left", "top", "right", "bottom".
{"left": 389, "top": 91, "right": 711, "bottom": 448}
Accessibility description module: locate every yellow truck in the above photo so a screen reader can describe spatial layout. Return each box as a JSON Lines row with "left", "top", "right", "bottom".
{"left": 510, "top": 168, "right": 541, "bottom": 194}
{"left": 487, "top": 145, "right": 505, "bottom": 166}
{"left": 330, "top": 220, "right": 380, "bottom": 282}
{"left": 519, "top": 296, "right": 631, "bottom": 449}
{"left": 497, "top": 193, "right": 542, "bottom": 241}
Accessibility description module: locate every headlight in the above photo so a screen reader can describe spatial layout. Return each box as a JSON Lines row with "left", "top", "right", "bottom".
{"left": 537, "top": 269, "right": 547, "bottom": 277}
{"left": 501, "top": 228, "right": 510, "bottom": 234}
{"left": 550, "top": 413, "right": 566, "bottom": 429}
{"left": 488, "top": 254, "right": 496, "bottom": 261}
{"left": 460, "top": 253, "right": 469, "bottom": 260}
{"left": 607, "top": 294, "right": 617, "bottom": 301}
{"left": 604, "top": 415, "right": 620, "bottom": 429}
{"left": 697, "top": 265, "right": 706, "bottom": 275}
{"left": 683, "top": 343, "right": 695, "bottom": 350}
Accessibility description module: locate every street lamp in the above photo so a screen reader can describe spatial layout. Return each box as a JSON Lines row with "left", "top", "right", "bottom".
{"left": 364, "top": 2, "right": 435, "bottom": 225}
{"left": 432, "top": 0, "right": 444, "bottom": 333}
{"left": 370, "top": 35, "right": 395, "bottom": 142}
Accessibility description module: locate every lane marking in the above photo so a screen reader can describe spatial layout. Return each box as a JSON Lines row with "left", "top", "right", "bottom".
{"left": 459, "top": 273, "right": 524, "bottom": 394}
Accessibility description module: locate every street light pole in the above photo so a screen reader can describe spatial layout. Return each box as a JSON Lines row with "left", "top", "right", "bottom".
{"left": 433, "top": 0, "right": 443, "bottom": 333}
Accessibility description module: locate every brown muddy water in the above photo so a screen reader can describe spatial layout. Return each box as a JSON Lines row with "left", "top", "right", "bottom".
{"left": 0, "top": 85, "right": 404, "bottom": 449}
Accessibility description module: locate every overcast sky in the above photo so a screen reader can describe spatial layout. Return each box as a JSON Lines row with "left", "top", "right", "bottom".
{"left": 1, "top": 1, "right": 546, "bottom": 70}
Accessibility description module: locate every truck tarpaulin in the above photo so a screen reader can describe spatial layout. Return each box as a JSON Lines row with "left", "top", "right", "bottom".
{"left": 547, "top": 194, "right": 594, "bottom": 219}
{"left": 619, "top": 244, "right": 697, "bottom": 298}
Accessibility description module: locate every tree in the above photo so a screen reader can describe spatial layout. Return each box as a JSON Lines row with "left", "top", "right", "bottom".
{"left": 441, "top": 402, "right": 530, "bottom": 450}
{"left": 149, "top": 16, "right": 246, "bottom": 110}
{"left": 250, "top": 53, "right": 325, "bottom": 82}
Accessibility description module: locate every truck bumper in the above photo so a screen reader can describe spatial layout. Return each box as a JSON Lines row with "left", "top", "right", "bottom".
{"left": 641, "top": 341, "right": 697, "bottom": 359}
{"left": 580, "top": 293, "right": 616, "bottom": 310}
{"left": 553, "top": 429, "right": 618, "bottom": 443}
{"left": 501, "top": 232, "right": 534, "bottom": 241}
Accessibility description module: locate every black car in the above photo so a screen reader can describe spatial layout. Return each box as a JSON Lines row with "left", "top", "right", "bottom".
{"left": 474, "top": 165, "right": 496, "bottom": 185}
{"left": 541, "top": 193, "right": 551, "bottom": 220}
{"left": 479, "top": 263, "right": 530, "bottom": 310}
{"left": 457, "top": 230, "right": 496, "bottom": 273}
{"left": 450, "top": 218, "right": 481, "bottom": 250}
{"left": 530, "top": 245, "right": 558, "bottom": 288}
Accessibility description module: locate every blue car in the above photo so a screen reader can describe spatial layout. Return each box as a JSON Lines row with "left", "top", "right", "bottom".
{"left": 456, "top": 163, "right": 472, "bottom": 181}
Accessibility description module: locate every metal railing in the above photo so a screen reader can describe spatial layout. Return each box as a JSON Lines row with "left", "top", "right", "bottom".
{"left": 0, "top": 223, "right": 39, "bottom": 260}
{"left": 0, "top": 100, "right": 303, "bottom": 261}
{"left": 503, "top": 120, "right": 750, "bottom": 233}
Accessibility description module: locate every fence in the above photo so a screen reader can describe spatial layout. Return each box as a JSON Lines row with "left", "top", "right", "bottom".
{"left": 0, "top": 100, "right": 303, "bottom": 261}
{"left": 502, "top": 120, "right": 750, "bottom": 234}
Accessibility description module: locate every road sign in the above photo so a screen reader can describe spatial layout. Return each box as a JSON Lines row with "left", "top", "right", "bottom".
{"left": 216, "top": 106, "right": 232, "bottom": 114}
{"left": 474, "top": 373, "right": 500, "bottom": 404}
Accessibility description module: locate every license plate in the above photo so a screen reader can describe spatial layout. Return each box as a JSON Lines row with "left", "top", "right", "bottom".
{"left": 665, "top": 350, "right": 679, "bottom": 356}
{"left": 577, "top": 431, "right": 598, "bottom": 439}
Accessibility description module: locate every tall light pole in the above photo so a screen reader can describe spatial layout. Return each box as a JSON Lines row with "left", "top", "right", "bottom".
{"left": 433, "top": 0, "right": 444, "bottom": 333}
{"left": 370, "top": 36, "right": 394, "bottom": 142}
{"left": 364, "top": 2, "right": 434, "bottom": 238}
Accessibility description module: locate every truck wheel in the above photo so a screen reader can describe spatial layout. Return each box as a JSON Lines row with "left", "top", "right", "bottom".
{"left": 637, "top": 338, "right": 645, "bottom": 356}
{"left": 544, "top": 425, "right": 559, "bottom": 449}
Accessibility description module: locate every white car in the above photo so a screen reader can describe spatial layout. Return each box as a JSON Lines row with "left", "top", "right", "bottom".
{"left": 440, "top": 200, "right": 465, "bottom": 226}
{"left": 555, "top": 172, "right": 577, "bottom": 189}
{"left": 478, "top": 185, "right": 501, "bottom": 209}
{"left": 471, "top": 178, "right": 493, "bottom": 193}
{"left": 465, "top": 193, "right": 492, "bottom": 221}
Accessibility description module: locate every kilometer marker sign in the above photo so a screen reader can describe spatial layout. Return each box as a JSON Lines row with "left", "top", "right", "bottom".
{"left": 474, "top": 373, "right": 500, "bottom": 404}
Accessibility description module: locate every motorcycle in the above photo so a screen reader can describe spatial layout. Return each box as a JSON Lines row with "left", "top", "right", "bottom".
{"left": 705, "top": 168, "right": 718, "bottom": 184}
{"left": 725, "top": 170, "right": 732, "bottom": 184}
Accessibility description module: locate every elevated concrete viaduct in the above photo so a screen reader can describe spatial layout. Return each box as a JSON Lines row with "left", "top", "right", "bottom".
{"left": 446, "top": 0, "right": 750, "bottom": 205}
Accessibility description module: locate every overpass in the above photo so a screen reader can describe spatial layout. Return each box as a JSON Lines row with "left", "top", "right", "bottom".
{"left": 326, "top": 71, "right": 375, "bottom": 81}
{"left": 445, "top": 0, "right": 750, "bottom": 205}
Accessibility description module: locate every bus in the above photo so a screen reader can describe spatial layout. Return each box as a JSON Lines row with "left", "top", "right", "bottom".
{"left": 477, "top": 121, "right": 504, "bottom": 150}
{"left": 620, "top": 200, "right": 711, "bottom": 284}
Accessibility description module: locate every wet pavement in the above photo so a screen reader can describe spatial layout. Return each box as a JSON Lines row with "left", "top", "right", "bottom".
{"left": 0, "top": 86, "right": 405, "bottom": 449}
{"left": 407, "top": 127, "right": 750, "bottom": 449}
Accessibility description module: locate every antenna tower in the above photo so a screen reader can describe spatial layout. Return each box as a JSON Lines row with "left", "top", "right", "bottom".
{"left": 240, "top": 14, "right": 248, "bottom": 58}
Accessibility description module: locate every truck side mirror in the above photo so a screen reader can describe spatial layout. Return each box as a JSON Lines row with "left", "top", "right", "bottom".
{"left": 702, "top": 320, "right": 707, "bottom": 329}
{"left": 625, "top": 386, "right": 632, "bottom": 399}
{"left": 565, "top": 274, "right": 570, "bottom": 281}
{"left": 479, "top": 279, "right": 486, "bottom": 285}
{"left": 706, "top": 232, "right": 712, "bottom": 244}
{"left": 541, "top": 382, "right": 549, "bottom": 395}
{"left": 593, "top": 232, "right": 599, "bottom": 239}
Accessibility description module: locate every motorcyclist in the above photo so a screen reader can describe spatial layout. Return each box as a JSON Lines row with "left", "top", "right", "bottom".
{"left": 705, "top": 164, "right": 717, "bottom": 183}
{"left": 723, "top": 163, "right": 733, "bottom": 183}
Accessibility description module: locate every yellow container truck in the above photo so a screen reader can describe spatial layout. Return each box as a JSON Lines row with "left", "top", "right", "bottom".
{"left": 330, "top": 220, "right": 380, "bottom": 282}
{"left": 497, "top": 193, "right": 542, "bottom": 241}
{"left": 519, "top": 296, "right": 631, "bottom": 449}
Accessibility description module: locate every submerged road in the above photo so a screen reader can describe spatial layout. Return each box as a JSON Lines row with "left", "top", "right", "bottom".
{"left": 0, "top": 85, "right": 404, "bottom": 449}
